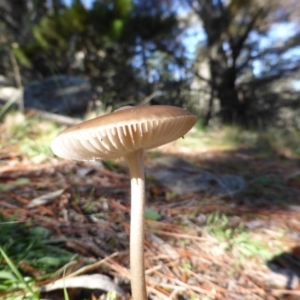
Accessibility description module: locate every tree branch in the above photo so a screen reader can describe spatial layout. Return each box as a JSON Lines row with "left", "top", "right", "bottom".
{"left": 231, "top": 8, "right": 265, "bottom": 62}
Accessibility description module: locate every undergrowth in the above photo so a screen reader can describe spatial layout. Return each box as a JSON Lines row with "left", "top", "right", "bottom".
{"left": 0, "top": 215, "right": 73, "bottom": 299}
{"left": 176, "top": 122, "right": 300, "bottom": 158}
{"left": 0, "top": 111, "right": 63, "bottom": 162}
{"left": 1, "top": 111, "right": 300, "bottom": 161}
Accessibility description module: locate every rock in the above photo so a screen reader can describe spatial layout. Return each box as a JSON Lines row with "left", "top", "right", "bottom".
{"left": 24, "top": 75, "right": 92, "bottom": 115}
{"left": 0, "top": 86, "right": 22, "bottom": 104}
{"left": 0, "top": 75, "right": 92, "bottom": 116}
{"left": 146, "top": 156, "right": 246, "bottom": 196}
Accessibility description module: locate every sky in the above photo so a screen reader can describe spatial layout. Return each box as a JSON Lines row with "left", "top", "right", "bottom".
{"left": 63, "top": 0, "right": 92, "bottom": 8}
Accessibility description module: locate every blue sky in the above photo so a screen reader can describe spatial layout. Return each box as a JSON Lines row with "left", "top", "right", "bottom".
{"left": 63, "top": 0, "right": 92, "bottom": 8}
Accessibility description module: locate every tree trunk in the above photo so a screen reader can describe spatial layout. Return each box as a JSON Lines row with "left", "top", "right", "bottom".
{"left": 218, "top": 86, "right": 241, "bottom": 125}
{"left": 209, "top": 54, "right": 246, "bottom": 125}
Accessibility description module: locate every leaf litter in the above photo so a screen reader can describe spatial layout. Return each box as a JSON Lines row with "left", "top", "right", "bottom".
{"left": 0, "top": 146, "right": 300, "bottom": 300}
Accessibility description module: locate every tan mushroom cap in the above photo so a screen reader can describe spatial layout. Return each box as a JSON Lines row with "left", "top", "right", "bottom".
{"left": 51, "top": 105, "right": 197, "bottom": 161}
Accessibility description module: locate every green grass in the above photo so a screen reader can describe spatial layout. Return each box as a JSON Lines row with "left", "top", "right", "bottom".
{"left": 175, "top": 124, "right": 300, "bottom": 157}
{"left": 205, "top": 211, "right": 272, "bottom": 260}
{"left": 0, "top": 215, "right": 74, "bottom": 299}
{"left": 0, "top": 248, "right": 39, "bottom": 300}
{"left": 1, "top": 111, "right": 64, "bottom": 162}
{"left": 1, "top": 111, "right": 300, "bottom": 162}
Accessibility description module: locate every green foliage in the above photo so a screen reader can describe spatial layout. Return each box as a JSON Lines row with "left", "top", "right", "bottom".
{"left": 2, "top": 0, "right": 184, "bottom": 108}
{"left": 206, "top": 211, "right": 272, "bottom": 260}
{"left": 174, "top": 124, "right": 300, "bottom": 159}
{"left": 1, "top": 112, "right": 63, "bottom": 162}
{"left": 0, "top": 0, "right": 299, "bottom": 128}
{"left": 114, "top": 0, "right": 133, "bottom": 18}
{"left": 0, "top": 215, "right": 73, "bottom": 295}
{"left": 11, "top": 47, "right": 32, "bottom": 68}
{"left": 109, "top": 19, "right": 124, "bottom": 40}
{"left": 32, "top": 23, "right": 49, "bottom": 49}
{"left": 0, "top": 248, "right": 39, "bottom": 299}
{"left": 145, "top": 209, "right": 161, "bottom": 221}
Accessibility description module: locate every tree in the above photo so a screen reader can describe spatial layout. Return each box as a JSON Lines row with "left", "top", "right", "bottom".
{"left": 0, "top": 0, "right": 49, "bottom": 81}
{"left": 185, "top": 0, "right": 300, "bottom": 127}
{"left": 0, "top": 0, "right": 186, "bottom": 111}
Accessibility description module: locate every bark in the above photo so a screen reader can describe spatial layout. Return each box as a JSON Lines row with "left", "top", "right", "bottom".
{"left": 187, "top": 0, "right": 269, "bottom": 126}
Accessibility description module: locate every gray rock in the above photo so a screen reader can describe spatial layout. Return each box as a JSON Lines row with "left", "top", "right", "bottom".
{"left": 0, "top": 75, "right": 92, "bottom": 115}
{"left": 24, "top": 75, "right": 92, "bottom": 115}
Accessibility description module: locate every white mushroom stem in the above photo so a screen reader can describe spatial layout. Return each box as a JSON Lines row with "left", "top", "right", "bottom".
{"left": 124, "top": 148, "right": 147, "bottom": 300}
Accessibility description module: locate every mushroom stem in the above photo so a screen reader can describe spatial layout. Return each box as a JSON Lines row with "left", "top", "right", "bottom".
{"left": 124, "top": 148, "right": 147, "bottom": 300}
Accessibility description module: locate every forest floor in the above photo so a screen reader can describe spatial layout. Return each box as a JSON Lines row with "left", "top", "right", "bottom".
{"left": 1, "top": 113, "right": 300, "bottom": 300}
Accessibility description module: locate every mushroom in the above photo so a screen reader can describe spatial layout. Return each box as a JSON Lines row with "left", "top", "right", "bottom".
{"left": 51, "top": 105, "right": 197, "bottom": 299}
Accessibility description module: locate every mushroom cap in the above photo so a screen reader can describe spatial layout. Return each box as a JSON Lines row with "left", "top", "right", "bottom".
{"left": 51, "top": 105, "right": 197, "bottom": 161}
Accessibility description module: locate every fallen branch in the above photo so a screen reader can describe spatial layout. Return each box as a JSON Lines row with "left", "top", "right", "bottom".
{"left": 26, "top": 108, "right": 82, "bottom": 126}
